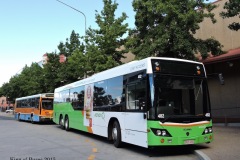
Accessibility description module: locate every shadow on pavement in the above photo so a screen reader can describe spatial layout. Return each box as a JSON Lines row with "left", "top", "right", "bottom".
{"left": 52, "top": 125, "right": 209, "bottom": 158}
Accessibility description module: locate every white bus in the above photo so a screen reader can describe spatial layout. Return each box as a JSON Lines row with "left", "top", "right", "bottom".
{"left": 53, "top": 57, "right": 213, "bottom": 148}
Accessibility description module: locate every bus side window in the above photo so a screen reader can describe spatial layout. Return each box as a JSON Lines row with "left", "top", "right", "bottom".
{"left": 107, "top": 76, "right": 124, "bottom": 112}
{"left": 94, "top": 80, "right": 108, "bottom": 111}
{"left": 36, "top": 98, "right": 40, "bottom": 108}
{"left": 127, "top": 81, "right": 146, "bottom": 111}
{"left": 127, "top": 84, "right": 136, "bottom": 110}
{"left": 125, "top": 71, "right": 147, "bottom": 111}
{"left": 70, "top": 86, "right": 85, "bottom": 110}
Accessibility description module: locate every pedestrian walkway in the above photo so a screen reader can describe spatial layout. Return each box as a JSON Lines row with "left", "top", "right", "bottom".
{"left": 196, "top": 125, "right": 240, "bottom": 160}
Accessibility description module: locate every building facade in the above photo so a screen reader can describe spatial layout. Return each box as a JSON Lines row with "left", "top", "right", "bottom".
{"left": 195, "top": 0, "right": 240, "bottom": 52}
{"left": 0, "top": 96, "right": 14, "bottom": 112}
{"left": 42, "top": 53, "right": 66, "bottom": 65}
{"left": 196, "top": 0, "right": 240, "bottom": 124}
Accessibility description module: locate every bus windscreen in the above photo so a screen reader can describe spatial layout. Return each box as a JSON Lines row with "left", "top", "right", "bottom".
{"left": 42, "top": 100, "right": 53, "bottom": 110}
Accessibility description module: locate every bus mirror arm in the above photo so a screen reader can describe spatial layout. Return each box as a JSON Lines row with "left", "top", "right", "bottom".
{"left": 143, "top": 113, "right": 147, "bottom": 119}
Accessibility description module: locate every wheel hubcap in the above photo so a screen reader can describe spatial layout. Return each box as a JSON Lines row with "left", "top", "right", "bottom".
{"left": 61, "top": 118, "right": 64, "bottom": 126}
{"left": 112, "top": 127, "right": 117, "bottom": 140}
{"left": 65, "top": 119, "right": 68, "bottom": 128}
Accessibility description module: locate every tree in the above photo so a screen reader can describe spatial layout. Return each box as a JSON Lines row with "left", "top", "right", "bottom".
{"left": 7, "top": 75, "right": 25, "bottom": 100}
{"left": 220, "top": 0, "right": 240, "bottom": 31}
{"left": 19, "top": 63, "right": 45, "bottom": 95}
{"left": 0, "top": 82, "right": 11, "bottom": 99}
{"left": 84, "top": 0, "right": 129, "bottom": 75}
{"left": 0, "top": 0, "right": 129, "bottom": 97}
{"left": 58, "top": 42, "right": 67, "bottom": 56}
{"left": 58, "top": 30, "right": 84, "bottom": 57}
{"left": 126, "top": 0, "right": 223, "bottom": 60}
{"left": 59, "top": 49, "right": 89, "bottom": 82}
{"left": 0, "top": 63, "right": 45, "bottom": 101}
{"left": 43, "top": 52, "right": 62, "bottom": 92}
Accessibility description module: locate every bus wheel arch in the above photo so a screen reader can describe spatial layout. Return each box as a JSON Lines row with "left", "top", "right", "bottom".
{"left": 64, "top": 115, "right": 70, "bottom": 131}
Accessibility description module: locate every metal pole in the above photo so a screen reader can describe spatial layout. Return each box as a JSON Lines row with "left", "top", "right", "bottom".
{"left": 56, "top": 0, "right": 88, "bottom": 78}
{"left": 56, "top": 0, "right": 86, "bottom": 35}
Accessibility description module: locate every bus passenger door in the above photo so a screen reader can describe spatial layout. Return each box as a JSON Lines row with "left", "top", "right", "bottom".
{"left": 124, "top": 82, "right": 148, "bottom": 148}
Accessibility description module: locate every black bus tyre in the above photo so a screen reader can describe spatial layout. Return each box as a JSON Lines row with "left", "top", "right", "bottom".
{"left": 112, "top": 121, "right": 122, "bottom": 148}
{"left": 18, "top": 114, "right": 21, "bottom": 121}
{"left": 59, "top": 115, "right": 64, "bottom": 129}
{"left": 64, "top": 116, "right": 70, "bottom": 131}
{"left": 31, "top": 115, "right": 35, "bottom": 124}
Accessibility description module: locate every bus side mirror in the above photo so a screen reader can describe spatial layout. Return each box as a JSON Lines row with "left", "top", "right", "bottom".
{"left": 218, "top": 73, "right": 224, "bottom": 85}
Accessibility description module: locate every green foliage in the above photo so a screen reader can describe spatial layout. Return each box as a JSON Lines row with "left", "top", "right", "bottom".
{"left": 20, "top": 63, "right": 45, "bottom": 95}
{"left": 220, "top": 0, "right": 240, "bottom": 31}
{"left": 126, "top": 0, "right": 222, "bottom": 60}
{"left": 62, "top": 49, "right": 88, "bottom": 82}
{"left": 0, "top": 63, "right": 45, "bottom": 101}
{"left": 0, "top": 82, "right": 11, "bottom": 99}
{"left": 0, "top": 0, "right": 130, "bottom": 101}
{"left": 196, "top": 38, "right": 223, "bottom": 59}
{"left": 2, "top": 0, "right": 222, "bottom": 101}
{"left": 42, "top": 52, "right": 62, "bottom": 92}
{"left": 84, "top": 0, "right": 128, "bottom": 75}
{"left": 58, "top": 30, "right": 84, "bottom": 57}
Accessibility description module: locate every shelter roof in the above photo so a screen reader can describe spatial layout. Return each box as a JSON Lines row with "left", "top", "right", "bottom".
{"left": 202, "top": 48, "right": 240, "bottom": 64}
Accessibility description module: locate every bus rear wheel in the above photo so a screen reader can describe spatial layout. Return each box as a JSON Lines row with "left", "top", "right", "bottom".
{"left": 112, "top": 121, "right": 122, "bottom": 148}
{"left": 64, "top": 116, "right": 70, "bottom": 131}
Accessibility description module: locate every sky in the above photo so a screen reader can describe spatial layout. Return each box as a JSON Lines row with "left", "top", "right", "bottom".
{"left": 0, "top": 0, "right": 135, "bottom": 87}
{"left": 0, "top": 0, "right": 216, "bottom": 87}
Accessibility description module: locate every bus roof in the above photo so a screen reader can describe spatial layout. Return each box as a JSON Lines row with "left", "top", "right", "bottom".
{"left": 15, "top": 93, "right": 54, "bottom": 101}
{"left": 55, "top": 57, "right": 203, "bottom": 93}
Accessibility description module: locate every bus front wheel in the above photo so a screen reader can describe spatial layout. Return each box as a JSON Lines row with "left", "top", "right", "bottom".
{"left": 18, "top": 114, "right": 21, "bottom": 121}
{"left": 112, "top": 121, "right": 122, "bottom": 148}
{"left": 59, "top": 115, "right": 64, "bottom": 129}
{"left": 31, "top": 115, "right": 34, "bottom": 124}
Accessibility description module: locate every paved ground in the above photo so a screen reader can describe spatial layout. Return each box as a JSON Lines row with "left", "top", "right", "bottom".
{"left": 0, "top": 112, "right": 199, "bottom": 160}
{"left": 1, "top": 112, "right": 240, "bottom": 160}
{"left": 195, "top": 124, "right": 240, "bottom": 160}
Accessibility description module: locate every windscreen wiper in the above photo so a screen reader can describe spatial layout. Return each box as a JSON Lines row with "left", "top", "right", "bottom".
{"left": 160, "top": 115, "right": 177, "bottom": 123}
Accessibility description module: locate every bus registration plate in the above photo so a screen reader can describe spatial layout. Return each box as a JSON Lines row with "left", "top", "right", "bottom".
{"left": 184, "top": 140, "right": 194, "bottom": 144}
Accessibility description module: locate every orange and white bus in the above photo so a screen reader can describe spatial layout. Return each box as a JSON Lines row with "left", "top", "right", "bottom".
{"left": 14, "top": 93, "right": 54, "bottom": 123}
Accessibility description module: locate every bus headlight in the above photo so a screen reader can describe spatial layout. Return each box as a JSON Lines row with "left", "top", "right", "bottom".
{"left": 151, "top": 128, "right": 172, "bottom": 137}
{"left": 156, "top": 130, "right": 161, "bottom": 136}
{"left": 202, "top": 127, "right": 213, "bottom": 135}
{"left": 204, "top": 128, "right": 208, "bottom": 134}
{"left": 162, "top": 130, "right": 167, "bottom": 136}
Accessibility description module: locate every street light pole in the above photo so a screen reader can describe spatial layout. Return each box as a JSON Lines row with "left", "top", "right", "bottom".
{"left": 56, "top": 0, "right": 86, "bottom": 35}
{"left": 56, "top": 0, "right": 88, "bottom": 78}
